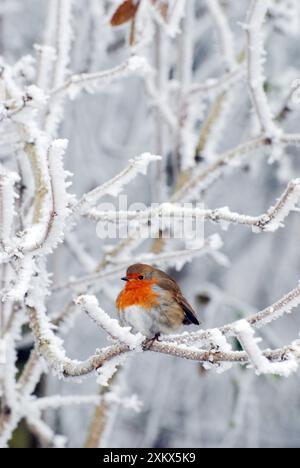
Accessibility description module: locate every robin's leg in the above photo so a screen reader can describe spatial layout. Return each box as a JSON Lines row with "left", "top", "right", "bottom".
{"left": 142, "top": 333, "right": 161, "bottom": 350}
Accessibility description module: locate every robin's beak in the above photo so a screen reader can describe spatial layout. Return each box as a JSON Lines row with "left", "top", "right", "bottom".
{"left": 121, "top": 277, "right": 129, "bottom": 282}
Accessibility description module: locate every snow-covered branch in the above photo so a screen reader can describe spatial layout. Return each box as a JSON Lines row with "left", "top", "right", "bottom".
{"left": 0, "top": 138, "right": 70, "bottom": 264}
{"left": 172, "top": 133, "right": 300, "bottom": 202}
{"left": 24, "top": 281, "right": 300, "bottom": 379}
{"left": 20, "top": 139, "right": 70, "bottom": 255}
{"left": 26, "top": 300, "right": 128, "bottom": 379}
{"left": 246, "top": 0, "right": 279, "bottom": 138}
{"left": 50, "top": 56, "right": 150, "bottom": 100}
{"left": 76, "top": 153, "right": 161, "bottom": 214}
{"left": 76, "top": 295, "right": 144, "bottom": 349}
{"left": 43, "top": 0, "right": 73, "bottom": 137}
{"left": 31, "top": 394, "right": 102, "bottom": 411}
{"left": 0, "top": 171, "right": 18, "bottom": 249}
{"left": 205, "top": 0, "right": 237, "bottom": 72}
{"left": 168, "top": 282, "right": 300, "bottom": 345}
{"left": 234, "top": 320, "right": 299, "bottom": 378}
{"left": 85, "top": 178, "right": 300, "bottom": 233}
{"left": 189, "top": 67, "right": 245, "bottom": 97}
{"left": 143, "top": 72, "right": 178, "bottom": 131}
{"left": 54, "top": 234, "right": 225, "bottom": 292}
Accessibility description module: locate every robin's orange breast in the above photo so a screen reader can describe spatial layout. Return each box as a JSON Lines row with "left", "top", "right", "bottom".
{"left": 116, "top": 282, "right": 160, "bottom": 311}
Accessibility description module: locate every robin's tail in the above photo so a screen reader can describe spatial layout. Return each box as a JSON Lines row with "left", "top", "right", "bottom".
{"left": 182, "top": 304, "right": 200, "bottom": 326}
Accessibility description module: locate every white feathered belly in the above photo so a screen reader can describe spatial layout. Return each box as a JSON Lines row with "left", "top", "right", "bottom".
{"left": 120, "top": 305, "right": 171, "bottom": 337}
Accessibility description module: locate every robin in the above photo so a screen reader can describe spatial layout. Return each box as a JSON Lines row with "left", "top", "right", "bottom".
{"left": 116, "top": 264, "right": 200, "bottom": 342}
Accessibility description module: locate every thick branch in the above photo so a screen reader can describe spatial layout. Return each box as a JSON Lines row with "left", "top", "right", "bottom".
{"left": 27, "top": 282, "right": 300, "bottom": 378}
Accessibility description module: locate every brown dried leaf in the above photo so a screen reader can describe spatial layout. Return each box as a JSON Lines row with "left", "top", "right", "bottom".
{"left": 110, "top": 0, "right": 140, "bottom": 27}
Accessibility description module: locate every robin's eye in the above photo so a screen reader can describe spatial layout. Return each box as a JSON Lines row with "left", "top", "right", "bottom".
{"left": 138, "top": 275, "right": 144, "bottom": 280}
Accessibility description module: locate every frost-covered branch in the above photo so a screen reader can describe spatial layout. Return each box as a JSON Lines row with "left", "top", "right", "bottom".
{"left": 168, "top": 282, "right": 300, "bottom": 345}
{"left": 189, "top": 67, "right": 245, "bottom": 97}
{"left": 246, "top": 0, "right": 279, "bottom": 137}
{"left": 35, "top": 45, "right": 57, "bottom": 92}
{"left": 25, "top": 416, "right": 66, "bottom": 448}
{"left": 86, "top": 178, "right": 300, "bottom": 233}
{"left": 143, "top": 72, "right": 178, "bottom": 131}
{"left": 205, "top": 0, "right": 237, "bottom": 72}
{"left": 0, "top": 171, "right": 18, "bottom": 250}
{"left": 0, "top": 138, "right": 70, "bottom": 264}
{"left": 50, "top": 56, "right": 150, "bottom": 100}
{"left": 31, "top": 394, "right": 102, "bottom": 411}
{"left": 24, "top": 279, "right": 300, "bottom": 379}
{"left": 19, "top": 139, "right": 71, "bottom": 255}
{"left": 21, "top": 276, "right": 300, "bottom": 377}
{"left": 43, "top": 0, "right": 73, "bottom": 137}
{"left": 172, "top": 133, "right": 300, "bottom": 202}
{"left": 54, "top": 234, "right": 225, "bottom": 292}
{"left": 76, "top": 295, "right": 144, "bottom": 349}
{"left": 234, "top": 320, "right": 298, "bottom": 377}
{"left": 76, "top": 153, "right": 161, "bottom": 214}
{"left": 65, "top": 232, "right": 97, "bottom": 272}
{"left": 26, "top": 301, "right": 128, "bottom": 379}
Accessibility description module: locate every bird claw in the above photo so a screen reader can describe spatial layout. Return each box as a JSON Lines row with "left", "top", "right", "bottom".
{"left": 142, "top": 333, "right": 161, "bottom": 350}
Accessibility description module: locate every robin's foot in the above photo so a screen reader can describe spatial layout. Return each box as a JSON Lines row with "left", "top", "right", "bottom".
{"left": 142, "top": 333, "right": 161, "bottom": 350}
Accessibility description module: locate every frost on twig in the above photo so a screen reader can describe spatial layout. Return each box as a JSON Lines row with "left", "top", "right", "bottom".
{"left": 85, "top": 178, "right": 300, "bottom": 234}
{"left": 43, "top": 0, "right": 73, "bottom": 137}
{"left": 171, "top": 134, "right": 300, "bottom": 203}
{"left": 1, "top": 256, "right": 34, "bottom": 303}
{"left": 0, "top": 171, "right": 19, "bottom": 251}
{"left": 76, "top": 153, "right": 161, "bottom": 215}
{"left": 96, "top": 354, "right": 128, "bottom": 387}
{"left": 246, "top": 0, "right": 280, "bottom": 138}
{"left": 30, "top": 391, "right": 141, "bottom": 412}
{"left": 24, "top": 278, "right": 300, "bottom": 379}
{"left": 189, "top": 67, "right": 245, "bottom": 97}
{"left": 234, "top": 320, "right": 299, "bottom": 377}
{"left": 35, "top": 45, "right": 57, "bottom": 91}
{"left": 26, "top": 297, "right": 128, "bottom": 379}
{"left": 205, "top": 0, "right": 237, "bottom": 72}
{"left": 0, "top": 138, "right": 71, "bottom": 264}
{"left": 20, "top": 138, "right": 71, "bottom": 255}
{"left": 55, "top": 234, "right": 226, "bottom": 292}
{"left": 50, "top": 56, "right": 150, "bottom": 100}
{"left": 202, "top": 328, "right": 233, "bottom": 374}
{"left": 76, "top": 295, "right": 144, "bottom": 350}
{"left": 167, "top": 282, "right": 300, "bottom": 347}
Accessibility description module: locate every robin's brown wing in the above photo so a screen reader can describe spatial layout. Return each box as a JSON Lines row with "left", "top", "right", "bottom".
{"left": 175, "top": 291, "right": 200, "bottom": 325}
{"left": 155, "top": 276, "right": 200, "bottom": 326}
